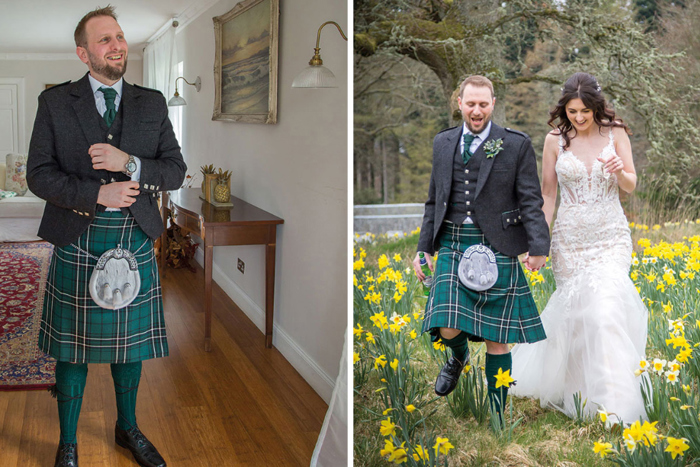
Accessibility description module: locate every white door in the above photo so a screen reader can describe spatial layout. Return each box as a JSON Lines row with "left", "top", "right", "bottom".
{"left": 0, "top": 78, "right": 26, "bottom": 154}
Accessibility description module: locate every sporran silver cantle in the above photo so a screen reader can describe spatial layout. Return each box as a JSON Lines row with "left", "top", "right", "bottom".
{"left": 458, "top": 244, "right": 498, "bottom": 291}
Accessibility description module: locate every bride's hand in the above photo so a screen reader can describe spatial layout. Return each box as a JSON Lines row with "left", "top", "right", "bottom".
{"left": 599, "top": 154, "right": 624, "bottom": 175}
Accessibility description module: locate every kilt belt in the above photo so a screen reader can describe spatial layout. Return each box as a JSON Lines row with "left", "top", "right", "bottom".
{"left": 39, "top": 211, "right": 168, "bottom": 364}
{"left": 422, "top": 222, "right": 546, "bottom": 344}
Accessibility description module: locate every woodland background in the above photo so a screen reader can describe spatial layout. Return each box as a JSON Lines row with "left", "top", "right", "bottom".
{"left": 354, "top": 0, "right": 700, "bottom": 221}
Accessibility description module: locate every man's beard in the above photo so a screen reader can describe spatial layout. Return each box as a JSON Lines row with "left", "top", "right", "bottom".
{"left": 88, "top": 50, "right": 127, "bottom": 81}
{"left": 465, "top": 114, "right": 491, "bottom": 134}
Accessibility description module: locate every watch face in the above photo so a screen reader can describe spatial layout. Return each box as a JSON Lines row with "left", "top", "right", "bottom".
{"left": 126, "top": 161, "right": 137, "bottom": 173}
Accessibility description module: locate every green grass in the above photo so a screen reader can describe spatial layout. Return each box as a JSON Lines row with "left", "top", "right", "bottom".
{"left": 353, "top": 226, "right": 700, "bottom": 466}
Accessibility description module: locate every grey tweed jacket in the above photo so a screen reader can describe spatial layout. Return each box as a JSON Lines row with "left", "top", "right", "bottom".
{"left": 27, "top": 73, "right": 187, "bottom": 247}
{"left": 416, "top": 122, "right": 550, "bottom": 258}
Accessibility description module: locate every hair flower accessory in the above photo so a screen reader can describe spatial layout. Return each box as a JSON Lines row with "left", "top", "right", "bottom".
{"left": 484, "top": 138, "right": 504, "bottom": 159}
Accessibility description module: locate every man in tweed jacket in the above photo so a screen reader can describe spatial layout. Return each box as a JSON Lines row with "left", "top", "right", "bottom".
{"left": 412, "top": 75, "right": 550, "bottom": 419}
{"left": 27, "top": 6, "right": 185, "bottom": 467}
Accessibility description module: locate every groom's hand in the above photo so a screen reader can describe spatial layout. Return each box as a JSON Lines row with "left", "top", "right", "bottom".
{"left": 525, "top": 254, "right": 546, "bottom": 272}
{"left": 413, "top": 252, "right": 434, "bottom": 281}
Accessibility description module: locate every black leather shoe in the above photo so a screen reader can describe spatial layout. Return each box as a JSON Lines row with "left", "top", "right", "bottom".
{"left": 115, "top": 424, "right": 167, "bottom": 467}
{"left": 435, "top": 356, "right": 467, "bottom": 396}
{"left": 54, "top": 443, "right": 78, "bottom": 467}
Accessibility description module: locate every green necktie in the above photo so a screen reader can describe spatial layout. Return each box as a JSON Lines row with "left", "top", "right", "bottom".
{"left": 99, "top": 87, "right": 117, "bottom": 127}
{"left": 462, "top": 133, "right": 476, "bottom": 164}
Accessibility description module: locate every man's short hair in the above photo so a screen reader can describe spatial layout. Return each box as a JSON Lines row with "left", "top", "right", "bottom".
{"left": 458, "top": 75, "right": 494, "bottom": 100}
{"left": 74, "top": 5, "right": 118, "bottom": 48}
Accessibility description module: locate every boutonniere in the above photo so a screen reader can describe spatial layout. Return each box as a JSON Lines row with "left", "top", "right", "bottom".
{"left": 484, "top": 138, "right": 504, "bottom": 159}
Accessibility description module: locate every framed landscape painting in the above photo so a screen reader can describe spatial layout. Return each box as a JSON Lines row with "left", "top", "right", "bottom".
{"left": 212, "top": 0, "right": 279, "bottom": 124}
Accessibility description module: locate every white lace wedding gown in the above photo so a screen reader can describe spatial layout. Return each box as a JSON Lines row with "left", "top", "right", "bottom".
{"left": 511, "top": 131, "right": 649, "bottom": 424}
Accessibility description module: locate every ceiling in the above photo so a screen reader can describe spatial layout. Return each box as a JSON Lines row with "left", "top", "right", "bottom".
{"left": 0, "top": 0, "right": 216, "bottom": 57}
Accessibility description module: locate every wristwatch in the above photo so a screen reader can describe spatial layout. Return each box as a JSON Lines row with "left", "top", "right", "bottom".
{"left": 124, "top": 154, "right": 137, "bottom": 176}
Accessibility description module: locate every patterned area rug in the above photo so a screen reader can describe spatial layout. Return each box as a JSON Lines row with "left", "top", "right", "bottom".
{"left": 0, "top": 241, "right": 56, "bottom": 390}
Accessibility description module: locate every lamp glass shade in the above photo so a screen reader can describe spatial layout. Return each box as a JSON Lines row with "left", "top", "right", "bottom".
{"left": 168, "top": 95, "right": 187, "bottom": 106}
{"left": 292, "top": 65, "right": 337, "bottom": 88}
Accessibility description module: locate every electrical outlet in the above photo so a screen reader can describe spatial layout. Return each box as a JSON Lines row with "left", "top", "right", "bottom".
{"left": 237, "top": 258, "right": 245, "bottom": 274}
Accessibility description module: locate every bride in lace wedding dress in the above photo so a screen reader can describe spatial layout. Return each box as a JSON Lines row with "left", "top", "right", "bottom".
{"left": 511, "top": 72, "right": 648, "bottom": 424}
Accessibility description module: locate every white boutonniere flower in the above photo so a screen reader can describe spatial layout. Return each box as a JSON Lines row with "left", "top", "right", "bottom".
{"left": 484, "top": 138, "right": 504, "bottom": 159}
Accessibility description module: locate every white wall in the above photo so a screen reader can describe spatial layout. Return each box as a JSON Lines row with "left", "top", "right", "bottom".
{"left": 0, "top": 59, "right": 143, "bottom": 151}
{"left": 175, "top": 0, "right": 347, "bottom": 403}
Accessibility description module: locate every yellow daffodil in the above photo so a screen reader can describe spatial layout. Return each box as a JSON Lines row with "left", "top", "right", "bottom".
{"left": 680, "top": 405, "right": 694, "bottom": 411}
{"left": 670, "top": 397, "right": 681, "bottom": 402}
{"left": 380, "top": 439, "right": 395, "bottom": 457}
{"left": 353, "top": 352, "right": 360, "bottom": 364}
{"left": 682, "top": 384, "right": 691, "bottom": 395}
{"left": 623, "top": 421, "right": 645, "bottom": 444}
{"left": 378, "top": 254, "right": 390, "bottom": 270}
{"left": 390, "top": 358, "right": 399, "bottom": 371}
{"left": 494, "top": 368, "right": 515, "bottom": 388}
{"left": 598, "top": 409, "right": 608, "bottom": 423}
{"left": 665, "top": 437, "right": 689, "bottom": 460}
{"left": 353, "top": 323, "right": 364, "bottom": 338}
{"left": 593, "top": 440, "right": 613, "bottom": 459}
{"left": 389, "top": 323, "right": 401, "bottom": 334}
{"left": 409, "top": 329, "right": 417, "bottom": 340}
{"left": 374, "top": 355, "right": 388, "bottom": 370}
{"left": 353, "top": 275, "right": 358, "bottom": 287}
{"left": 666, "top": 334, "right": 688, "bottom": 350}
{"left": 630, "top": 270, "right": 639, "bottom": 281}
{"left": 406, "top": 404, "right": 416, "bottom": 413}
{"left": 393, "top": 292, "right": 402, "bottom": 303}
{"left": 433, "top": 340, "right": 445, "bottom": 352}
{"left": 638, "top": 238, "right": 651, "bottom": 248}
{"left": 353, "top": 258, "right": 365, "bottom": 271}
{"left": 639, "top": 360, "right": 649, "bottom": 370}
{"left": 366, "top": 332, "right": 375, "bottom": 344}
{"left": 388, "top": 446, "right": 408, "bottom": 464}
{"left": 463, "top": 364, "right": 472, "bottom": 374}
{"left": 640, "top": 421, "right": 658, "bottom": 446}
{"left": 668, "top": 360, "right": 681, "bottom": 372}
{"left": 379, "top": 417, "right": 397, "bottom": 436}
{"left": 383, "top": 408, "right": 393, "bottom": 415}
{"left": 663, "top": 271, "right": 677, "bottom": 286}
{"left": 412, "top": 445, "right": 428, "bottom": 461}
{"left": 433, "top": 437, "right": 454, "bottom": 456}
{"left": 360, "top": 248, "right": 367, "bottom": 259}
{"left": 657, "top": 283, "right": 666, "bottom": 292}
{"left": 393, "top": 253, "right": 402, "bottom": 262}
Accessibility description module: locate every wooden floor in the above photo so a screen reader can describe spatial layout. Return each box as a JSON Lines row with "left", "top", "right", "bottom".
{"left": 0, "top": 264, "right": 328, "bottom": 466}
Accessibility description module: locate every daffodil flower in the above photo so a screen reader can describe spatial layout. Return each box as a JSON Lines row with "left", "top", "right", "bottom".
{"left": 494, "top": 368, "right": 515, "bottom": 388}
{"left": 433, "top": 437, "right": 454, "bottom": 456}
{"left": 379, "top": 417, "right": 397, "bottom": 436}
{"left": 353, "top": 352, "right": 360, "bottom": 364}
{"left": 374, "top": 355, "right": 387, "bottom": 370}
{"left": 405, "top": 404, "right": 416, "bottom": 413}
{"left": 593, "top": 440, "right": 613, "bottom": 459}
{"left": 598, "top": 408, "right": 608, "bottom": 423}
{"left": 390, "top": 358, "right": 399, "bottom": 371}
{"left": 412, "top": 445, "right": 428, "bottom": 461}
{"left": 380, "top": 439, "right": 395, "bottom": 457}
{"left": 388, "top": 445, "right": 408, "bottom": 464}
{"left": 409, "top": 329, "right": 417, "bottom": 340}
{"left": 665, "top": 437, "right": 689, "bottom": 460}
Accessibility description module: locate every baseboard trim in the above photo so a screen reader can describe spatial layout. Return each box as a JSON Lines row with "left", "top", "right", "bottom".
{"left": 193, "top": 250, "right": 335, "bottom": 403}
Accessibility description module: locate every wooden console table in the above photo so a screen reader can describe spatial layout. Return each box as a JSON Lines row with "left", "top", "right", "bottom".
{"left": 160, "top": 188, "right": 284, "bottom": 351}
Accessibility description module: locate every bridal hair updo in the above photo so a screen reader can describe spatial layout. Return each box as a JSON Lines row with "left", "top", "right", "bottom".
{"left": 548, "top": 72, "right": 631, "bottom": 149}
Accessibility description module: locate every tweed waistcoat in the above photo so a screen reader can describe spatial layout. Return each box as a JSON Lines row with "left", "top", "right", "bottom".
{"left": 445, "top": 138, "right": 483, "bottom": 225}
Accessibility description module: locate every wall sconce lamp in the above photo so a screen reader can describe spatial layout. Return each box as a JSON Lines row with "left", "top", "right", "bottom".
{"left": 292, "top": 21, "right": 347, "bottom": 88}
{"left": 167, "top": 76, "right": 202, "bottom": 106}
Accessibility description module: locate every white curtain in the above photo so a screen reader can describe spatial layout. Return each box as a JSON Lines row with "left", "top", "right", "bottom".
{"left": 143, "top": 26, "right": 177, "bottom": 97}
{"left": 310, "top": 328, "right": 348, "bottom": 466}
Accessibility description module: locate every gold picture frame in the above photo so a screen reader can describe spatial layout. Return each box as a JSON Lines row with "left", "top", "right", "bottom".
{"left": 212, "top": 0, "right": 279, "bottom": 124}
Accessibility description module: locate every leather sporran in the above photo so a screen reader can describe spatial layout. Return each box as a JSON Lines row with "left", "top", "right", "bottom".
{"left": 88, "top": 246, "right": 141, "bottom": 310}
{"left": 458, "top": 244, "right": 498, "bottom": 291}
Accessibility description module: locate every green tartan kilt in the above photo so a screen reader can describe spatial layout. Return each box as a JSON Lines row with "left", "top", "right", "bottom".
{"left": 422, "top": 222, "right": 546, "bottom": 344}
{"left": 39, "top": 211, "right": 168, "bottom": 364}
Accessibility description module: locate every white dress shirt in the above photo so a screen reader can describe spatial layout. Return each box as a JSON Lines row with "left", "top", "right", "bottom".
{"left": 88, "top": 74, "right": 141, "bottom": 211}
